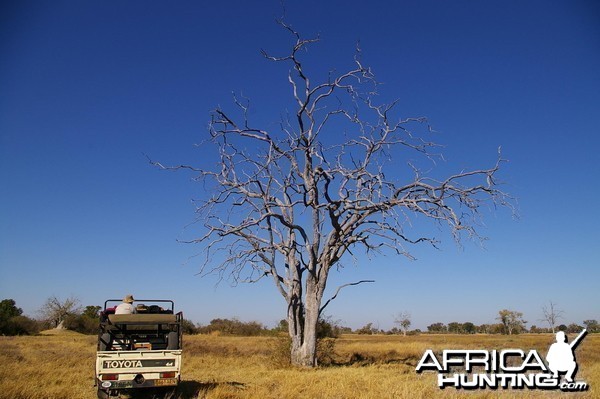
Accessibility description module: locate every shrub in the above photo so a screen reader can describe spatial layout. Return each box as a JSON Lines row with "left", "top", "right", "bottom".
{"left": 3, "top": 316, "right": 41, "bottom": 335}
{"left": 0, "top": 299, "right": 40, "bottom": 335}
{"left": 63, "top": 314, "right": 98, "bottom": 334}
{"left": 197, "top": 318, "right": 269, "bottom": 336}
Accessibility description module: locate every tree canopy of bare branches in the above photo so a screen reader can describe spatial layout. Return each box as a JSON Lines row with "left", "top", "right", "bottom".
{"left": 394, "top": 311, "right": 412, "bottom": 336}
{"left": 38, "top": 295, "right": 81, "bottom": 329}
{"left": 541, "top": 301, "right": 564, "bottom": 334}
{"left": 153, "top": 21, "right": 514, "bottom": 366}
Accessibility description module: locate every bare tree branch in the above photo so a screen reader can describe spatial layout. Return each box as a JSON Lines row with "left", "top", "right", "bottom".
{"left": 319, "top": 280, "right": 375, "bottom": 316}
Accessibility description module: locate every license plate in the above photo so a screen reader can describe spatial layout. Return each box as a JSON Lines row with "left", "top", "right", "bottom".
{"left": 112, "top": 381, "right": 134, "bottom": 388}
{"left": 155, "top": 378, "right": 178, "bottom": 386}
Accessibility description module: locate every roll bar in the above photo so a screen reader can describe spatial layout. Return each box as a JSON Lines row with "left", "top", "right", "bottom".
{"left": 103, "top": 299, "right": 175, "bottom": 312}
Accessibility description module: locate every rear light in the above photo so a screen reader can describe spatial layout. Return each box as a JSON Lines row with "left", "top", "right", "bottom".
{"left": 160, "top": 372, "right": 176, "bottom": 379}
{"left": 101, "top": 374, "right": 118, "bottom": 381}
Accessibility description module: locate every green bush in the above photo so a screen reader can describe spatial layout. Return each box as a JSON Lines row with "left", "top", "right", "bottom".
{"left": 197, "top": 318, "right": 269, "bottom": 336}
{"left": 0, "top": 299, "right": 40, "bottom": 335}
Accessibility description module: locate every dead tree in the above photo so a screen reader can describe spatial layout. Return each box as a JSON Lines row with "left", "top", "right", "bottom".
{"left": 395, "top": 312, "right": 412, "bottom": 336}
{"left": 153, "top": 22, "right": 513, "bottom": 366}
{"left": 38, "top": 295, "right": 81, "bottom": 329}
{"left": 541, "top": 301, "right": 564, "bottom": 333}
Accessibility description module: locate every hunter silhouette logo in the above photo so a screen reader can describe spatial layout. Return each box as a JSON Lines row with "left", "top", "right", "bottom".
{"left": 546, "top": 330, "right": 586, "bottom": 383}
{"left": 415, "top": 329, "right": 588, "bottom": 391}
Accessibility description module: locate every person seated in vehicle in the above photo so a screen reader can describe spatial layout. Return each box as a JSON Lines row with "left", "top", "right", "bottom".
{"left": 115, "top": 294, "right": 137, "bottom": 315}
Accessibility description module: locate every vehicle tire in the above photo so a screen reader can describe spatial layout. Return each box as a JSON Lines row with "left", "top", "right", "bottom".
{"left": 99, "top": 333, "right": 111, "bottom": 351}
{"left": 160, "top": 387, "right": 177, "bottom": 399}
{"left": 166, "top": 331, "right": 179, "bottom": 350}
{"left": 96, "top": 388, "right": 109, "bottom": 399}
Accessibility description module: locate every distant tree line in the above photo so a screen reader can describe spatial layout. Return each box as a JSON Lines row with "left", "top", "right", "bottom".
{"left": 354, "top": 308, "right": 598, "bottom": 336}
{"left": 2, "top": 298, "right": 599, "bottom": 337}
{"left": 421, "top": 309, "right": 597, "bottom": 335}
{"left": 181, "top": 316, "right": 350, "bottom": 338}
{"left": 425, "top": 321, "right": 593, "bottom": 335}
{"left": 0, "top": 297, "right": 102, "bottom": 335}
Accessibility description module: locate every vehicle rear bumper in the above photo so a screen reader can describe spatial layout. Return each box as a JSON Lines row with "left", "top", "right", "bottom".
{"left": 98, "top": 377, "right": 179, "bottom": 390}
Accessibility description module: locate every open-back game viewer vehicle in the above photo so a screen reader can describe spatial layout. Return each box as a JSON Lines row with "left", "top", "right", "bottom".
{"left": 95, "top": 299, "right": 183, "bottom": 398}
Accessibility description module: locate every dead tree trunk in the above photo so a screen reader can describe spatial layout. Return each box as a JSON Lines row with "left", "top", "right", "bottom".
{"left": 288, "top": 277, "right": 320, "bottom": 366}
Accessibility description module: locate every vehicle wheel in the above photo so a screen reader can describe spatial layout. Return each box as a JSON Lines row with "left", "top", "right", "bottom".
{"left": 97, "top": 388, "right": 109, "bottom": 399}
{"left": 166, "top": 331, "right": 179, "bottom": 350}
{"left": 99, "top": 333, "right": 111, "bottom": 351}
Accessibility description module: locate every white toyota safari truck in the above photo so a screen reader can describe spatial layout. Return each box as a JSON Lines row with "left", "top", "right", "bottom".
{"left": 95, "top": 299, "right": 183, "bottom": 398}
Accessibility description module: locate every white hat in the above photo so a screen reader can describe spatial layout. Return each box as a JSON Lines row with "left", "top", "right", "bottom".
{"left": 123, "top": 294, "right": 135, "bottom": 303}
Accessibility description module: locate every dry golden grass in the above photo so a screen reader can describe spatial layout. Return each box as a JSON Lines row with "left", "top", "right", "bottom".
{"left": 0, "top": 332, "right": 598, "bottom": 398}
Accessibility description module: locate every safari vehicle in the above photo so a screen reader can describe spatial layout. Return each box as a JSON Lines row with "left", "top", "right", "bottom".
{"left": 95, "top": 299, "right": 183, "bottom": 398}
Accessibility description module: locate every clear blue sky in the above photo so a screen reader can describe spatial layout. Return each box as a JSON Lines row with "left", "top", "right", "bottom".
{"left": 1, "top": 0, "right": 599, "bottom": 330}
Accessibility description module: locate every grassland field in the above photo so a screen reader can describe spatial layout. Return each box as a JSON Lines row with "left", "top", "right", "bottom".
{"left": 0, "top": 331, "right": 598, "bottom": 399}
